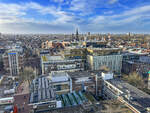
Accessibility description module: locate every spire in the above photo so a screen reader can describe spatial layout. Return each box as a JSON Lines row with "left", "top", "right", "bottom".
{"left": 76, "top": 28, "right": 79, "bottom": 41}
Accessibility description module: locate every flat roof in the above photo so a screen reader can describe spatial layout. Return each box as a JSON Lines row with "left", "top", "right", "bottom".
{"left": 107, "top": 79, "right": 150, "bottom": 112}
{"left": 68, "top": 71, "right": 93, "bottom": 78}
{"left": 34, "top": 91, "right": 89, "bottom": 113}
{"left": 29, "top": 76, "right": 56, "bottom": 104}
{"left": 42, "top": 55, "right": 63, "bottom": 62}
{"left": 50, "top": 72, "right": 69, "bottom": 82}
{"left": 87, "top": 47, "right": 121, "bottom": 50}
{"left": 8, "top": 53, "right": 16, "bottom": 55}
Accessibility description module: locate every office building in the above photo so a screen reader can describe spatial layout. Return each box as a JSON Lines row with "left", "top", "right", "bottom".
{"left": 87, "top": 48, "right": 122, "bottom": 74}
{"left": 29, "top": 76, "right": 89, "bottom": 113}
{"left": 41, "top": 55, "right": 84, "bottom": 74}
{"left": 122, "top": 54, "right": 150, "bottom": 76}
{"left": 102, "top": 77, "right": 150, "bottom": 113}
{"left": 29, "top": 76, "right": 62, "bottom": 113}
{"left": 86, "top": 41, "right": 107, "bottom": 48}
{"left": 41, "top": 41, "right": 53, "bottom": 49}
{"left": 48, "top": 72, "right": 72, "bottom": 94}
{"left": 68, "top": 71, "right": 102, "bottom": 96}
{"left": 62, "top": 47, "right": 86, "bottom": 59}
{"left": 42, "top": 41, "right": 70, "bottom": 49}
{"left": 3, "top": 50, "right": 24, "bottom": 76}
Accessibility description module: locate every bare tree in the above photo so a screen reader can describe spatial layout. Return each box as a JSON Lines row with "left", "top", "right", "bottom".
{"left": 19, "top": 67, "right": 36, "bottom": 85}
{"left": 123, "top": 72, "right": 145, "bottom": 88}
{"left": 100, "top": 65, "right": 110, "bottom": 72}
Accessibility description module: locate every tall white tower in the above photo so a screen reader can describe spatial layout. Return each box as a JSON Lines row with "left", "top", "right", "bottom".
{"left": 8, "top": 52, "right": 19, "bottom": 76}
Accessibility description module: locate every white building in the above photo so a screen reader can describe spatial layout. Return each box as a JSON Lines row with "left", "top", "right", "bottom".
{"left": 41, "top": 55, "right": 84, "bottom": 74}
{"left": 3, "top": 49, "right": 24, "bottom": 76}
{"left": 8, "top": 52, "right": 19, "bottom": 76}
{"left": 101, "top": 72, "right": 114, "bottom": 80}
{"left": 48, "top": 72, "right": 72, "bottom": 94}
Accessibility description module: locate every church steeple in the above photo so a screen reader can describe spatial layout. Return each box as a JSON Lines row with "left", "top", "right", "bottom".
{"left": 76, "top": 28, "right": 79, "bottom": 41}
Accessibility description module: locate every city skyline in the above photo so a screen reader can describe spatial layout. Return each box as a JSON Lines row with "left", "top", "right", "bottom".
{"left": 1, "top": 0, "right": 150, "bottom": 34}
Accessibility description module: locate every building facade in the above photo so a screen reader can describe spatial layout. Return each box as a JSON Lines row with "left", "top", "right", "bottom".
{"left": 87, "top": 55, "right": 122, "bottom": 74}
{"left": 102, "top": 78, "right": 150, "bottom": 113}
{"left": 41, "top": 55, "right": 84, "bottom": 74}
{"left": 122, "top": 57, "right": 150, "bottom": 77}
{"left": 3, "top": 50, "right": 24, "bottom": 76}
{"left": 49, "top": 72, "right": 72, "bottom": 94}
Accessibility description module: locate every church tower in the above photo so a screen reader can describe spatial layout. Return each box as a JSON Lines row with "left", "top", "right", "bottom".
{"left": 76, "top": 28, "right": 79, "bottom": 41}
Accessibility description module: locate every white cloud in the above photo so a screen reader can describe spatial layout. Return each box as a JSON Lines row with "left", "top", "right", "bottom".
{"left": 69, "top": 0, "right": 101, "bottom": 15}
{"left": 0, "top": 3, "right": 26, "bottom": 17}
{"left": 0, "top": 3, "right": 27, "bottom": 24}
{"left": 25, "top": 2, "right": 74, "bottom": 23}
{"left": 91, "top": 16, "right": 105, "bottom": 24}
{"left": 0, "top": 2, "right": 74, "bottom": 25}
{"left": 0, "top": 22, "right": 75, "bottom": 34}
{"left": 112, "top": 5, "right": 150, "bottom": 18}
{"left": 53, "top": 0, "right": 64, "bottom": 3}
{"left": 92, "top": 4, "right": 150, "bottom": 25}
{"left": 70, "top": 0, "right": 86, "bottom": 12}
{"left": 0, "top": 1, "right": 150, "bottom": 33}
{"left": 108, "top": 0, "right": 118, "bottom": 4}
{"left": 0, "top": 2, "right": 76, "bottom": 33}
{"left": 104, "top": 11, "right": 114, "bottom": 14}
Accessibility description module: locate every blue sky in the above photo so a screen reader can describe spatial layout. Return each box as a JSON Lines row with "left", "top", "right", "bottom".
{"left": 0, "top": 0, "right": 150, "bottom": 34}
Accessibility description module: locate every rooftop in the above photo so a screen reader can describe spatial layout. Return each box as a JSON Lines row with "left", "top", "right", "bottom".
{"left": 34, "top": 91, "right": 90, "bottom": 113}
{"left": 49, "top": 72, "right": 70, "bottom": 83}
{"left": 127, "top": 48, "right": 149, "bottom": 55}
{"left": 107, "top": 79, "right": 150, "bottom": 112}
{"left": 68, "top": 71, "right": 94, "bottom": 78}
{"left": 29, "top": 76, "right": 56, "bottom": 104}
{"left": 87, "top": 48, "right": 121, "bottom": 56}
{"left": 42, "top": 55, "right": 83, "bottom": 63}
{"left": 42, "top": 55, "right": 63, "bottom": 62}
{"left": 87, "top": 47, "right": 121, "bottom": 50}
{"left": 38, "top": 106, "right": 85, "bottom": 113}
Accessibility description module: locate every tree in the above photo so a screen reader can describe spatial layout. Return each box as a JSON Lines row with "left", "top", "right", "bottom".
{"left": 124, "top": 72, "right": 145, "bottom": 88}
{"left": 19, "top": 67, "right": 36, "bottom": 85}
{"left": 100, "top": 65, "right": 110, "bottom": 72}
